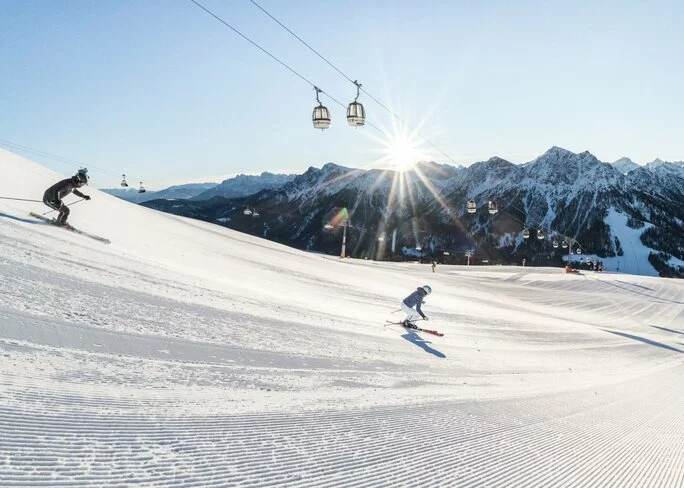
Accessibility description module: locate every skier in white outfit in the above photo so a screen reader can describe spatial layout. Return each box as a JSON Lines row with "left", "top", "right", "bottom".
{"left": 401, "top": 285, "right": 431, "bottom": 328}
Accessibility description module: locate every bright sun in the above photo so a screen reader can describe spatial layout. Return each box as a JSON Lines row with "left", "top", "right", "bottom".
{"left": 385, "top": 134, "right": 421, "bottom": 172}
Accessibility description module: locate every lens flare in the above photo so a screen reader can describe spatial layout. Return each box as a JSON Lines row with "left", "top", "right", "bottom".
{"left": 384, "top": 133, "right": 422, "bottom": 172}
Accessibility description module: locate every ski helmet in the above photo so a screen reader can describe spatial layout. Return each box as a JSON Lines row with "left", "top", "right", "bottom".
{"left": 74, "top": 168, "right": 89, "bottom": 185}
{"left": 422, "top": 285, "right": 432, "bottom": 295}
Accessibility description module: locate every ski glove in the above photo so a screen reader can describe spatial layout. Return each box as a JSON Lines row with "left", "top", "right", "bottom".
{"left": 83, "top": 195, "right": 91, "bottom": 200}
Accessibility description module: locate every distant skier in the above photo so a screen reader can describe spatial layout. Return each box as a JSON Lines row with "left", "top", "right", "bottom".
{"left": 431, "top": 261, "right": 436, "bottom": 273}
{"left": 42, "top": 169, "right": 91, "bottom": 226}
{"left": 401, "top": 285, "right": 431, "bottom": 328}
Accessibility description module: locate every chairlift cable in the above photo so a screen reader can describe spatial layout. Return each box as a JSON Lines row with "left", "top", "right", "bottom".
{"left": 482, "top": 199, "right": 587, "bottom": 250}
{"left": 0, "top": 138, "right": 154, "bottom": 187}
{"left": 0, "top": 138, "right": 117, "bottom": 177}
{"left": 190, "top": 1, "right": 387, "bottom": 133}
{"left": 247, "top": 0, "right": 460, "bottom": 165}
{"left": 248, "top": 0, "right": 355, "bottom": 86}
{"left": 190, "top": 0, "right": 321, "bottom": 91}
{"left": 0, "top": 196, "right": 43, "bottom": 203}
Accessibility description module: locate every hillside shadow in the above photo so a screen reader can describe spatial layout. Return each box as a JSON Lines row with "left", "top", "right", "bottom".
{"left": 402, "top": 330, "right": 446, "bottom": 359}
{"left": 651, "top": 325, "right": 684, "bottom": 336}
{"left": 0, "top": 213, "right": 41, "bottom": 224}
{"left": 596, "top": 280, "right": 684, "bottom": 305}
{"left": 616, "top": 280, "right": 653, "bottom": 291}
{"left": 602, "top": 329, "right": 682, "bottom": 353}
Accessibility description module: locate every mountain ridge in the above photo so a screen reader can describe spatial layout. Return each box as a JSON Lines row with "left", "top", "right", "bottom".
{"left": 140, "top": 147, "right": 684, "bottom": 278}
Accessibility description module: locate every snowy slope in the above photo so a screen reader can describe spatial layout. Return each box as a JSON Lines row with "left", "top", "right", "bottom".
{"left": 1, "top": 149, "right": 683, "bottom": 487}
{"left": 602, "top": 208, "right": 656, "bottom": 276}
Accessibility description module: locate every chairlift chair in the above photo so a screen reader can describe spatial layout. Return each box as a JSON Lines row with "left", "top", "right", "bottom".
{"left": 138, "top": 182, "right": 146, "bottom": 194}
{"left": 537, "top": 229, "right": 545, "bottom": 240}
{"left": 561, "top": 240, "right": 568, "bottom": 249}
{"left": 488, "top": 200, "right": 498, "bottom": 214}
{"left": 552, "top": 239, "right": 559, "bottom": 248}
{"left": 243, "top": 208, "right": 253, "bottom": 216}
{"left": 121, "top": 174, "right": 129, "bottom": 187}
{"left": 466, "top": 200, "right": 477, "bottom": 214}
{"left": 346, "top": 81, "right": 365, "bottom": 127}
{"left": 312, "top": 87, "right": 331, "bottom": 130}
{"left": 576, "top": 248, "right": 582, "bottom": 254}
{"left": 522, "top": 228, "right": 530, "bottom": 239}
{"left": 252, "top": 210, "right": 260, "bottom": 218}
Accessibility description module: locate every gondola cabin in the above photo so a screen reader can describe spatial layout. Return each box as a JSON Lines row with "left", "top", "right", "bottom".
{"left": 466, "top": 200, "right": 477, "bottom": 214}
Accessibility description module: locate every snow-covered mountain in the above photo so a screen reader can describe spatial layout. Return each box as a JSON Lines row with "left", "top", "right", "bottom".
{"left": 102, "top": 183, "right": 217, "bottom": 203}
{"left": 611, "top": 157, "right": 640, "bottom": 174}
{"left": 645, "top": 158, "right": 684, "bottom": 179}
{"left": 103, "top": 171, "right": 295, "bottom": 204}
{"left": 145, "top": 147, "right": 684, "bottom": 278}
{"left": 610, "top": 157, "right": 684, "bottom": 177}
{"left": 101, "top": 187, "right": 158, "bottom": 203}
{"left": 192, "top": 171, "right": 296, "bottom": 200}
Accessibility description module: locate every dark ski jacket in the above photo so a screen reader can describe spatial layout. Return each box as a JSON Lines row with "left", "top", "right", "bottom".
{"left": 403, "top": 288, "right": 428, "bottom": 318}
{"left": 44, "top": 178, "right": 86, "bottom": 202}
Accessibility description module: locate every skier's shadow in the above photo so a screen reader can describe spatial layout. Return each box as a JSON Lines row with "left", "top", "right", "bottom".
{"left": 0, "top": 213, "right": 41, "bottom": 224}
{"left": 402, "top": 330, "right": 446, "bottom": 359}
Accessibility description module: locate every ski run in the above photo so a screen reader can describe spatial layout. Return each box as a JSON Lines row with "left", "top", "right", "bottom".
{"left": 1, "top": 148, "right": 683, "bottom": 487}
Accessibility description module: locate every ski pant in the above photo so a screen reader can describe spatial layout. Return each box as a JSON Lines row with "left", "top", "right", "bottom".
{"left": 43, "top": 194, "right": 69, "bottom": 225}
{"left": 401, "top": 301, "right": 422, "bottom": 323}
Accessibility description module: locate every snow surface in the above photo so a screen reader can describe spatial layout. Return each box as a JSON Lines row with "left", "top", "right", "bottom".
{"left": 1, "top": 149, "right": 683, "bottom": 487}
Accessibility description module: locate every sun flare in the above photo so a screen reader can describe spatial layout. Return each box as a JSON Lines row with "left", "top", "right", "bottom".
{"left": 385, "top": 134, "right": 422, "bottom": 172}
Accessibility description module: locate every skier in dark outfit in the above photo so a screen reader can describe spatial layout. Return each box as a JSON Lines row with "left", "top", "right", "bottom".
{"left": 42, "top": 169, "right": 91, "bottom": 226}
{"left": 401, "top": 285, "right": 432, "bottom": 328}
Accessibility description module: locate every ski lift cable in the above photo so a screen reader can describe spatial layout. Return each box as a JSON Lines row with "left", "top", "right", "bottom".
{"left": 484, "top": 200, "right": 587, "bottom": 249}
{"left": 0, "top": 138, "right": 118, "bottom": 177}
{"left": 189, "top": 0, "right": 388, "bottom": 133}
{"left": 188, "top": 2, "right": 344, "bottom": 110}
{"left": 248, "top": 0, "right": 356, "bottom": 85}
{"left": 0, "top": 137, "right": 155, "bottom": 187}
{"left": 247, "top": 0, "right": 460, "bottom": 166}
{"left": 190, "top": 0, "right": 321, "bottom": 92}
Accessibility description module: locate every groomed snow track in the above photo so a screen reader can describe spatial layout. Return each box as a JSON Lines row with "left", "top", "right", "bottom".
{"left": 1, "top": 364, "right": 683, "bottom": 487}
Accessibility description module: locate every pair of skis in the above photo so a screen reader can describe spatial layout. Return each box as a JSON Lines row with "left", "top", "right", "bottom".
{"left": 29, "top": 212, "right": 111, "bottom": 244}
{"left": 385, "top": 320, "right": 444, "bottom": 337}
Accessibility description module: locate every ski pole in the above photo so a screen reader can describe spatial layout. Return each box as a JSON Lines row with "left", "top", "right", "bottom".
{"left": 42, "top": 198, "right": 85, "bottom": 216}
{"left": 0, "top": 196, "right": 42, "bottom": 202}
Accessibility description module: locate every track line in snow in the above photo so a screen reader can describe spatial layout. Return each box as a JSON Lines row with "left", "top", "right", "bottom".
{"left": 1, "top": 364, "right": 682, "bottom": 487}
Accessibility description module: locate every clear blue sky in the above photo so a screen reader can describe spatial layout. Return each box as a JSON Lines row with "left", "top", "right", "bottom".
{"left": 2, "top": 0, "right": 683, "bottom": 189}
